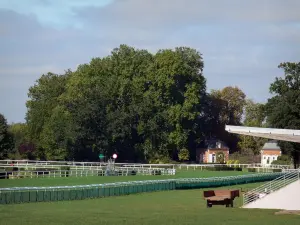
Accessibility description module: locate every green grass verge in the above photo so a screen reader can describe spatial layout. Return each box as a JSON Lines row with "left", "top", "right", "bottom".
{"left": 0, "top": 170, "right": 251, "bottom": 188}
{"left": 0, "top": 182, "right": 298, "bottom": 225}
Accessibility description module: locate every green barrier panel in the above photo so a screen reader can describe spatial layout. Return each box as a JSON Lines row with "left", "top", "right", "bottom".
{"left": 21, "top": 191, "right": 30, "bottom": 203}
{"left": 70, "top": 189, "right": 76, "bottom": 200}
{"left": 63, "top": 190, "right": 70, "bottom": 200}
{"left": 29, "top": 191, "right": 37, "bottom": 202}
{"left": 44, "top": 191, "right": 51, "bottom": 202}
{"left": 37, "top": 191, "right": 44, "bottom": 202}
{"left": 56, "top": 190, "right": 63, "bottom": 201}
{"left": 50, "top": 190, "right": 57, "bottom": 201}
{"left": 0, "top": 192, "right": 7, "bottom": 204}
{"left": 82, "top": 188, "right": 88, "bottom": 199}
{"left": 115, "top": 186, "right": 120, "bottom": 196}
{"left": 104, "top": 186, "right": 110, "bottom": 197}
{"left": 13, "top": 191, "right": 21, "bottom": 203}
{"left": 99, "top": 187, "right": 105, "bottom": 197}
{"left": 77, "top": 189, "right": 83, "bottom": 200}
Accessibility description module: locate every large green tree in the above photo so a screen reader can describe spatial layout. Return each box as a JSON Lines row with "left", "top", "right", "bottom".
{"left": 26, "top": 71, "right": 72, "bottom": 160}
{"left": 24, "top": 45, "right": 219, "bottom": 162}
{"left": 266, "top": 62, "right": 300, "bottom": 167}
{"left": 0, "top": 114, "right": 14, "bottom": 159}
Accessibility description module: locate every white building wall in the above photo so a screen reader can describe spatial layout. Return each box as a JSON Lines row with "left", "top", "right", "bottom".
{"left": 243, "top": 180, "right": 300, "bottom": 210}
{"left": 261, "top": 155, "right": 279, "bottom": 165}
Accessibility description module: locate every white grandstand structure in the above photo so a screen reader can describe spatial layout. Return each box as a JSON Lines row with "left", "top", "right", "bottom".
{"left": 225, "top": 125, "right": 300, "bottom": 210}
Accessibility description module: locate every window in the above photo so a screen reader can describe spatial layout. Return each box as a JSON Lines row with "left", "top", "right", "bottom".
{"left": 264, "top": 156, "right": 266, "bottom": 160}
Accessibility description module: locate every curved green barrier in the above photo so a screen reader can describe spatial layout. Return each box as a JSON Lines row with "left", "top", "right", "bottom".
{"left": 0, "top": 172, "right": 284, "bottom": 204}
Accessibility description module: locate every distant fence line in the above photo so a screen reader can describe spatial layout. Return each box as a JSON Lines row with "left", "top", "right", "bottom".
{"left": 0, "top": 168, "right": 176, "bottom": 179}
{"left": 0, "top": 172, "right": 284, "bottom": 204}
{"left": 0, "top": 160, "right": 292, "bottom": 170}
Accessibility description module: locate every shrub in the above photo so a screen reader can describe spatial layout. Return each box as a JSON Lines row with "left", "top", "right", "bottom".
{"left": 216, "top": 152, "right": 225, "bottom": 163}
{"left": 130, "top": 170, "right": 137, "bottom": 176}
{"left": 248, "top": 168, "right": 256, "bottom": 173}
{"left": 0, "top": 172, "right": 7, "bottom": 179}
{"left": 178, "top": 148, "right": 190, "bottom": 161}
{"left": 206, "top": 165, "right": 235, "bottom": 171}
{"left": 60, "top": 166, "right": 70, "bottom": 177}
{"left": 151, "top": 170, "right": 162, "bottom": 175}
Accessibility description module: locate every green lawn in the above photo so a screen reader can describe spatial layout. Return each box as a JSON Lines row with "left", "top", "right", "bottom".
{"left": 0, "top": 182, "right": 298, "bottom": 225}
{"left": 0, "top": 170, "right": 251, "bottom": 188}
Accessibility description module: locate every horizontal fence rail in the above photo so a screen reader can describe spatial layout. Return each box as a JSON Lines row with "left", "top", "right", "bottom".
{"left": 0, "top": 172, "right": 284, "bottom": 204}
{"left": 0, "top": 168, "right": 176, "bottom": 179}
{"left": 0, "top": 160, "right": 292, "bottom": 170}
{"left": 243, "top": 170, "right": 300, "bottom": 206}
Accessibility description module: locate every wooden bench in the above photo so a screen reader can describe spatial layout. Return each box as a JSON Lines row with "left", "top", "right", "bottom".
{"left": 203, "top": 189, "right": 240, "bottom": 208}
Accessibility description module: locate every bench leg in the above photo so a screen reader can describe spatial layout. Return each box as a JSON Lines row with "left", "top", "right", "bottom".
{"left": 225, "top": 199, "right": 229, "bottom": 207}
{"left": 207, "top": 201, "right": 212, "bottom": 208}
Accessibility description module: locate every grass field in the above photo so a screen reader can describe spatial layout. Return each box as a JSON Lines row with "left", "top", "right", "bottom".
{"left": 0, "top": 170, "right": 251, "bottom": 188}
{"left": 0, "top": 182, "right": 298, "bottom": 225}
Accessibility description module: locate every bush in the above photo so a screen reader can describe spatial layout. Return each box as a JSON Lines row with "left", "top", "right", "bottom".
{"left": 117, "top": 170, "right": 123, "bottom": 176}
{"left": 248, "top": 168, "right": 256, "bottom": 173}
{"left": 60, "top": 166, "right": 70, "bottom": 171}
{"left": 206, "top": 165, "right": 235, "bottom": 171}
{"left": 130, "top": 170, "right": 137, "bottom": 176}
{"left": 151, "top": 170, "right": 162, "bottom": 175}
{"left": 178, "top": 148, "right": 190, "bottom": 161}
{"left": 0, "top": 172, "right": 8, "bottom": 179}
{"left": 234, "top": 168, "right": 243, "bottom": 171}
{"left": 60, "top": 166, "right": 70, "bottom": 177}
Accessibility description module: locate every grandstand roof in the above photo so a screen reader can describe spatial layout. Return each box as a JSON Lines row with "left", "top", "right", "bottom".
{"left": 225, "top": 125, "right": 300, "bottom": 143}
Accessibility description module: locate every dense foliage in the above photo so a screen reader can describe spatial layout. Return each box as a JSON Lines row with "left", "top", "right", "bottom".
{"left": 265, "top": 62, "right": 300, "bottom": 167}
{"left": 0, "top": 113, "right": 14, "bottom": 159}
{"left": 2, "top": 45, "right": 299, "bottom": 164}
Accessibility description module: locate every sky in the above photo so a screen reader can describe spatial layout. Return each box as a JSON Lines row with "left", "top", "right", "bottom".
{"left": 0, "top": 0, "right": 300, "bottom": 123}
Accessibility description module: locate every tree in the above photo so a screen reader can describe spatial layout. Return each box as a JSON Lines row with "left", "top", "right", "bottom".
{"left": 0, "top": 114, "right": 14, "bottom": 159}
{"left": 178, "top": 148, "right": 190, "bottom": 161}
{"left": 211, "top": 86, "right": 246, "bottom": 125}
{"left": 265, "top": 62, "right": 300, "bottom": 168}
{"left": 23, "top": 45, "right": 213, "bottom": 162}
{"left": 237, "top": 99, "right": 267, "bottom": 155}
{"left": 8, "top": 123, "right": 33, "bottom": 159}
{"left": 26, "top": 71, "right": 71, "bottom": 159}
{"left": 271, "top": 155, "right": 291, "bottom": 165}
{"left": 210, "top": 86, "right": 246, "bottom": 151}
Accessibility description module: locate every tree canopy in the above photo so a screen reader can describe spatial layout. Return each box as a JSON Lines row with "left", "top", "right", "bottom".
{"left": 265, "top": 62, "right": 300, "bottom": 167}
{"left": 3, "top": 45, "right": 298, "bottom": 164}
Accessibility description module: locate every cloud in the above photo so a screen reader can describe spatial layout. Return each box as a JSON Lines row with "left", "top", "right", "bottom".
{"left": 0, "top": 0, "right": 113, "bottom": 29}
{"left": 0, "top": 0, "right": 300, "bottom": 123}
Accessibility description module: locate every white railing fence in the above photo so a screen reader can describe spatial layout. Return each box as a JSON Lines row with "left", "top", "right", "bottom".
{"left": 0, "top": 160, "right": 293, "bottom": 171}
{"left": 0, "top": 167, "right": 176, "bottom": 179}
{"left": 243, "top": 169, "right": 300, "bottom": 206}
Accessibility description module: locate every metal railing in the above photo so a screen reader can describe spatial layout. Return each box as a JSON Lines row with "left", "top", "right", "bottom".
{"left": 243, "top": 169, "right": 300, "bottom": 206}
